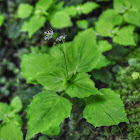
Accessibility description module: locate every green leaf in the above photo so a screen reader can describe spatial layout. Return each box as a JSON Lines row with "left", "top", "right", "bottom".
{"left": 124, "top": 9, "right": 140, "bottom": 27}
{"left": 113, "top": 0, "right": 131, "bottom": 13}
{"left": 76, "top": 20, "right": 88, "bottom": 29}
{"left": 113, "top": 25, "right": 136, "bottom": 46}
{"left": 36, "top": 66, "right": 67, "bottom": 92}
{"left": 77, "top": 2, "right": 99, "bottom": 15}
{"left": 17, "top": 3, "right": 33, "bottom": 19}
{"left": 95, "top": 9, "right": 123, "bottom": 37}
{"left": 66, "top": 73, "right": 101, "bottom": 98}
{"left": 35, "top": 0, "right": 53, "bottom": 11}
{"left": 0, "top": 13, "right": 4, "bottom": 27}
{"left": 0, "top": 103, "right": 9, "bottom": 121}
{"left": 93, "top": 54, "right": 111, "bottom": 69}
{"left": 129, "top": 0, "right": 140, "bottom": 10}
{"left": 21, "top": 53, "right": 52, "bottom": 84}
{"left": 83, "top": 88, "right": 129, "bottom": 127}
{"left": 50, "top": 11, "right": 72, "bottom": 29}
{"left": 43, "top": 126, "right": 60, "bottom": 136}
{"left": 0, "top": 120, "right": 23, "bottom": 140}
{"left": 10, "top": 96, "right": 23, "bottom": 113}
{"left": 20, "top": 15, "right": 46, "bottom": 38}
{"left": 92, "top": 69, "right": 112, "bottom": 84}
{"left": 98, "top": 40, "right": 112, "bottom": 53}
{"left": 66, "top": 28, "right": 99, "bottom": 73}
{"left": 26, "top": 91, "right": 72, "bottom": 140}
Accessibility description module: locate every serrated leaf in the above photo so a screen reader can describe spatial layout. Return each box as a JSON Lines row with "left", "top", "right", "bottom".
{"left": 66, "top": 73, "right": 101, "bottom": 98}
{"left": 0, "top": 120, "right": 23, "bottom": 140}
{"left": 113, "top": 25, "right": 136, "bottom": 46}
{"left": 20, "top": 15, "right": 46, "bottom": 38}
{"left": 50, "top": 11, "right": 72, "bottom": 29}
{"left": 83, "top": 88, "right": 129, "bottom": 127}
{"left": 124, "top": 9, "right": 140, "bottom": 27}
{"left": 21, "top": 53, "right": 53, "bottom": 84}
{"left": 35, "top": 0, "right": 53, "bottom": 11}
{"left": 26, "top": 91, "right": 72, "bottom": 140}
{"left": 66, "top": 28, "right": 98, "bottom": 73}
{"left": 98, "top": 40, "right": 112, "bottom": 53}
{"left": 10, "top": 96, "right": 23, "bottom": 113}
{"left": 17, "top": 3, "right": 33, "bottom": 19}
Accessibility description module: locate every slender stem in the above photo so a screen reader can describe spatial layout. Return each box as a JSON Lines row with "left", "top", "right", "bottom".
{"left": 104, "top": 111, "right": 124, "bottom": 140}
{"left": 59, "top": 43, "right": 68, "bottom": 77}
{"left": 60, "top": 91, "right": 65, "bottom": 97}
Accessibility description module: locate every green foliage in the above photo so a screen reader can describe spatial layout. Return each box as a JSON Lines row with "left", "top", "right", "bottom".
{"left": 21, "top": 29, "right": 128, "bottom": 139}
{"left": 84, "top": 88, "right": 129, "bottom": 127}
{"left": 18, "top": 0, "right": 99, "bottom": 37}
{"left": 26, "top": 91, "right": 72, "bottom": 140}
{"left": 0, "top": 120, "right": 23, "bottom": 140}
{"left": 0, "top": 12, "right": 4, "bottom": 27}
{"left": 76, "top": 20, "right": 88, "bottom": 29}
{"left": 17, "top": 3, "right": 33, "bottom": 19}
{"left": 0, "top": 97, "right": 23, "bottom": 140}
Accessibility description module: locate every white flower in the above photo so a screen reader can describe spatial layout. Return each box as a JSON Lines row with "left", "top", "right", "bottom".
{"left": 44, "top": 29, "right": 53, "bottom": 40}
{"left": 56, "top": 34, "right": 67, "bottom": 42}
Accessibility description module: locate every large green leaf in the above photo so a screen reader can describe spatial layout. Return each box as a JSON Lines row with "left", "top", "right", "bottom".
{"left": 21, "top": 53, "right": 52, "bottom": 84}
{"left": 66, "top": 73, "right": 101, "bottom": 98}
{"left": 124, "top": 9, "right": 140, "bottom": 27}
{"left": 26, "top": 91, "right": 72, "bottom": 140}
{"left": 17, "top": 3, "right": 33, "bottom": 19}
{"left": 113, "top": 25, "right": 136, "bottom": 46}
{"left": 83, "top": 88, "right": 129, "bottom": 127}
{"left": 50, "top": 11, "right": 72, "bottom": 29}
{"left": 43, "top": 126, "right": 60, "bottom": 136}
{"left": 66, "top": 28, "right": 98, "bottom": 73}
{"left": 20, "top": 15, "right": 46, "bottom": 38}
{"left": 0, "top": 120, "right": 23, "bottom": 140}
{"left": 129, "top": 0, "right": 140, "bottom": 10}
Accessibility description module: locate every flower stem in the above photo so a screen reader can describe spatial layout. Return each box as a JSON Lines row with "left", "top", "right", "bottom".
{"left": 59, "top": 42, "right": 68, "bottom": 77}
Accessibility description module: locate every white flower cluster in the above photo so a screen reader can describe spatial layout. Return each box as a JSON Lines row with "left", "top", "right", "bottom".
{"left": 44, "top": 29, "right": 53, "bottom": 40}
{"left": 56, "top": 34, "right": 67, "bottom": 42}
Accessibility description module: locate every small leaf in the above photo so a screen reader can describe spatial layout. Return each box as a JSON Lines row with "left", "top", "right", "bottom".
{"left": 113, "top": 25, "right": 136, "bottom": 46}
{"left": 0, "top": 103, "right": 9, "bottom": 121}
{"left": 124, "top": 9, "right": 140, "bottom": 27}
{"left": 0, "top": 120, "right": 23, "bottom": 140}
{"left": 17, "top": 3, "right": 33, "bottom": 19}
{"left": 0, "top": 13, "right": 4, "bottom": 27}
{"left": 35, "top": 0, "right": 53, "bottom": 11}
{"left": 10, "top": 96, "right": 23, "bottom": 113}
{"left": 26, "top": 91, "right": 72, "bottom": 140}
{"left": 66, "top": 73, "right": 101, "bottom": 98}
{"left": 83, "top": 88, "right": 129, "bottom": 127}
{"left": 50, "top": 11, "right": 72, "bottom": 29}
{"left": 76, "top": 20, "right": 88, "bottom": 29}
{"left": 20, "top": 15, "right": 46, "bottom": 38}
{"left": 98, "top": 40, "right": 112, "bottom": 53}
